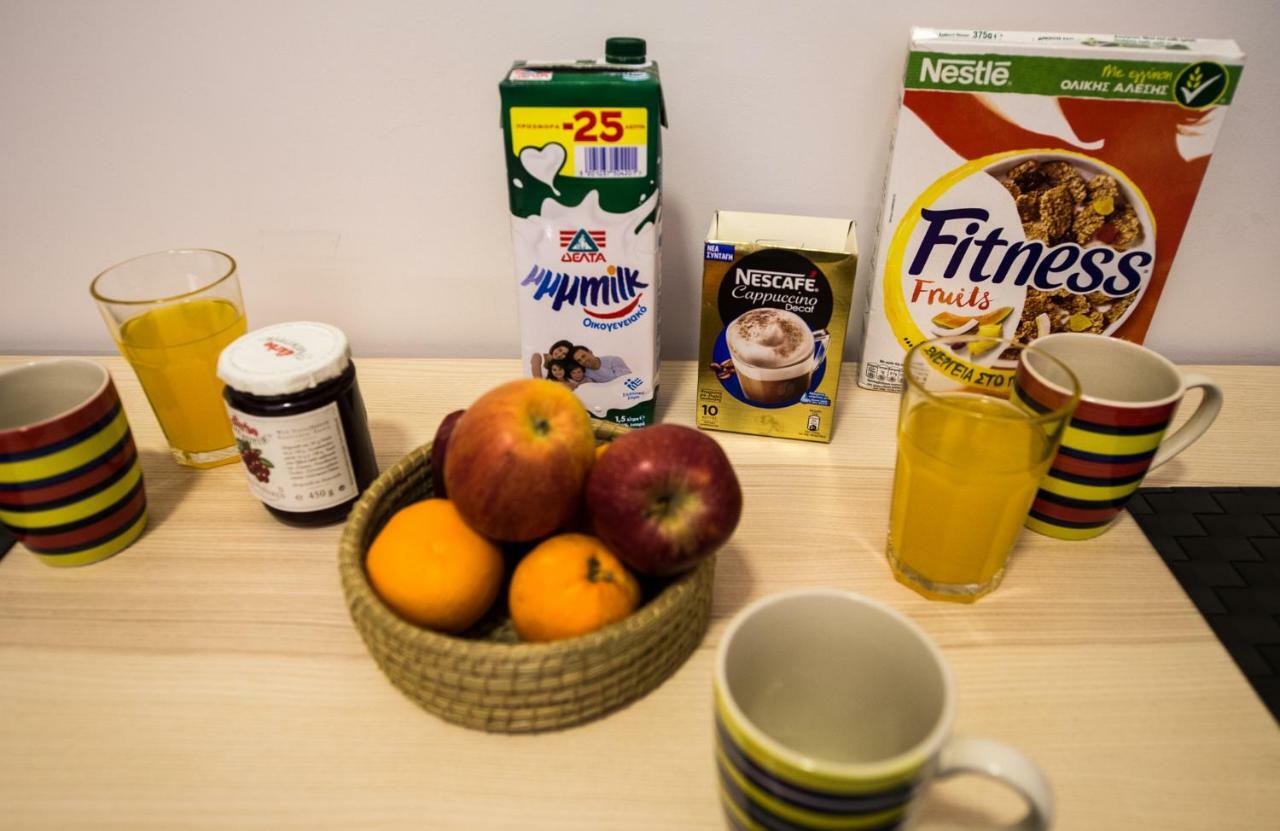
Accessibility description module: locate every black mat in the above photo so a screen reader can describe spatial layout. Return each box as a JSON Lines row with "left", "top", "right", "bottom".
{"left": 1128, "top": 487, "right": 1280, "bottom": 721}
{"left": 0, "top": 527, "right": 13, "bottom": 561}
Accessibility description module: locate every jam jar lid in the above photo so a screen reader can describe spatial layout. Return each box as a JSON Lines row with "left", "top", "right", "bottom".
{"left": 217, "top": 321, "right": 351, "bottom": 397}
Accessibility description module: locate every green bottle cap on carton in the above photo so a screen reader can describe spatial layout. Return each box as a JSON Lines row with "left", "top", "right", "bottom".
{"left": 605, "top": 37, "right": 646, "bottom": 65}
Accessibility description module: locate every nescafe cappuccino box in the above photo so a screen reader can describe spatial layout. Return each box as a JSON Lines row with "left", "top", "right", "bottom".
{"left": 696, "top": 211, "right": 858, "bottom": 443}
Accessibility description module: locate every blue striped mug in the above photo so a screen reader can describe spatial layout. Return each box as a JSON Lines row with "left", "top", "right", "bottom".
{"left": 715, "top": 590, "right": 1053, "bottom": 830}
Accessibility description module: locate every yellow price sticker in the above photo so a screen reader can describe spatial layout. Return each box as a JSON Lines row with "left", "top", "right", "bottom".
{"left": 510, "top": 107, "right": 648, "bottom": 178}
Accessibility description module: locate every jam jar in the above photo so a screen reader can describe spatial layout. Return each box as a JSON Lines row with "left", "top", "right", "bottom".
{"left": 217, "top": 321, "right": 378, "bottom": 526}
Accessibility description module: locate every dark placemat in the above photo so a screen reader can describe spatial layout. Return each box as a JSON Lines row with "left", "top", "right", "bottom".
{"left": 1128, "top": 487, "right": 1280, "bottom": 721}
{"left": 0, "top": 527, "right": 13, "bottom": 561}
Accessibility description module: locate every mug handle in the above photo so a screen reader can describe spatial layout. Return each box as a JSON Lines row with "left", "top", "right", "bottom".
{"left": 1149, "top": 373, "right": 1223, "bottom": 471}
{"left": 937, "top": 736, "right": 1054, "bottom": 830}
{"left": 812, "top": 329, "right": 830, "bottom": 367}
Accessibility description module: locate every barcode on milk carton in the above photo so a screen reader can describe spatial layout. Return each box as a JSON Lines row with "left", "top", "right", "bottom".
{"left": 576, "top": 146, "right": 645, "bottom": 177}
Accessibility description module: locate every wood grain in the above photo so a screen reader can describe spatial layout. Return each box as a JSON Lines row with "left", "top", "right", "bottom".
{"left": 1, "top": 356, "right": 1278, "bottom": 830}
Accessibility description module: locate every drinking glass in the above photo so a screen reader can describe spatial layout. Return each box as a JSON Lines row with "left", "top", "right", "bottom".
{"left": 887, "top": 335, "right": 1079, "bottom": 602}
{"left": 91, "top": 249, "right": 247, "bottom": 468}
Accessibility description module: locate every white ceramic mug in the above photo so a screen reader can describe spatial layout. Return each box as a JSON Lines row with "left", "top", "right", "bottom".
{"left": 715, "top": 589, "right": 1053, "bottom": 829}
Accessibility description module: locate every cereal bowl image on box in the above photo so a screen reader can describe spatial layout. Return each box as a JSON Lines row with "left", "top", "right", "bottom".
{"left": 881, "top": 149, "right": 1159, "bottom": 374}
{"left": 982, "top": 151, "right": 1156, "bottom": 344}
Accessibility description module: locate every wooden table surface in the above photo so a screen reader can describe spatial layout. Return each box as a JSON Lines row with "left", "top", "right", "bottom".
{"left": 2, "top": 356, "right": 1278, "bottom": 830}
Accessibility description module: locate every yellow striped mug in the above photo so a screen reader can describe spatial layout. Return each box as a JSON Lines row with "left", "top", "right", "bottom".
{"left": 715, "top": 590, "right": 1053, "bottom": 830}
{"left": 0, "top": 359, "right": 147, "bottom": 566}
{"left": 1017, "top": 334, "right": 1223, "bottom": 540}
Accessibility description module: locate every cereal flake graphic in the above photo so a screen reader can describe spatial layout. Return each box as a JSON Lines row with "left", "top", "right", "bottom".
{"left": 997, "top": 158, "right": 1145, "bottom": 345}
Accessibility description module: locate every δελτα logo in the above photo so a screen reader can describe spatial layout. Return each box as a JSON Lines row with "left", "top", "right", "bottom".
{"left": 559, "top": 228, "right": 607, "bottom": 263}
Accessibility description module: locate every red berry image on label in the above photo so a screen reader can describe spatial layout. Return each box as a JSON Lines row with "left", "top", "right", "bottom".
{"left": 237, "top": 440, "right": 274, "bottom": 483}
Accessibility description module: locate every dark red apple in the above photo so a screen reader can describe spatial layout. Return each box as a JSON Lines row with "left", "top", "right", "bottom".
{"left": 586, "top": 424, "right": 741, "bottom": 576}
{"left": 430, "top": 409, "right": 465, "bottom": 497}
{"left": 444, "top": 380, "right": 596, "bottom": 542}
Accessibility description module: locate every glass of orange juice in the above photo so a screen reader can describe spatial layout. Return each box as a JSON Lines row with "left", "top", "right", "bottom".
{"left": 91, "top": 249, "right": 247, "bottom": 468}
{"left": 887, "top": 335, "right": 1080, "bottom": 602}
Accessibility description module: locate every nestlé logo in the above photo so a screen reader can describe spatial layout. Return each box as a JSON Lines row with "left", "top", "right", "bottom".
{"left": 920, "top": 57, "right": 1011, "bottom": 87}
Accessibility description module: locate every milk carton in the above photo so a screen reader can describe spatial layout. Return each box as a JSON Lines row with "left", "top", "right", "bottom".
{"left": 499, "top": 37, "right": 666, "bottom": 426}
{"left": 858, "top": 28, "right": 1245, "bottom": 391}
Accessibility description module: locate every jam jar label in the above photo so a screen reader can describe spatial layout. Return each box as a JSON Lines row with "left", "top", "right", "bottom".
{"left": 226, "top": 401, "right": 357, "bottom": 512}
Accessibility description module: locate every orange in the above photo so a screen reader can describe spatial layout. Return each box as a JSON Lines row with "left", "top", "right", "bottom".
{"left": 366, "top": 499, "right": 504, "bottom": 633}
{"left": 509, "top": 533, "right": 640, "bottom": 642}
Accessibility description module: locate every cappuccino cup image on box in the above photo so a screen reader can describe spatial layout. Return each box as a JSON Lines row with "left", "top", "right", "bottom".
{"left": 725, "top": 309, "right": 830, "bottom": 405}
{"left": 697, "top": 211, "right": 857, "bottom": 443}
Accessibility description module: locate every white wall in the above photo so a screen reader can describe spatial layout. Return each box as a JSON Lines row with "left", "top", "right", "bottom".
{"left": 2, "top": 0, "right": 1276, "bottom": 364}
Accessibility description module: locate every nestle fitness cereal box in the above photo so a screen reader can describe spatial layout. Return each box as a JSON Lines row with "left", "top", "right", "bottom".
{"left": 859, "top": 29, "right": 1245, "bottom": 391}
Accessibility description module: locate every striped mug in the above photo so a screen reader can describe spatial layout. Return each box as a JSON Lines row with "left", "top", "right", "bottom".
{"left": 715, "top": 589, "right": 1052, "bottom": 831}
{"left": 0, "top": 359, "right": 147, "bottom": 566}
{"left": 1017, "top": 334, "right": 1223, "bottom": 540}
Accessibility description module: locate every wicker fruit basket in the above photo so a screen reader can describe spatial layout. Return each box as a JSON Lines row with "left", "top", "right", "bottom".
{"left": 338, "top": 420, "right": 715, "bottom": 733}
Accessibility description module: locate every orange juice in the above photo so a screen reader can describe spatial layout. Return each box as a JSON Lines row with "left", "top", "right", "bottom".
{"left": 887, "top": 394, "right": 1054, "bottom": 601}
{"left": 118, "top": 297, "right": 246, "bottom": 466}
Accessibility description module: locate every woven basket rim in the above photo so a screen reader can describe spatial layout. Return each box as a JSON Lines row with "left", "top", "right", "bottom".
{"left": 338, "top": 420, "right": 712, "bottom": 659}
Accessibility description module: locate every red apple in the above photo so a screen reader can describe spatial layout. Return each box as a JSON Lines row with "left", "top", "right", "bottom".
{"left": 430, "top": 409, "right": 465, "bottom": 497}
{"left": 586, "top": 424, "right": 741, "bottom": 576}
{"left": 444, "top": 380, "right": 596, "bottom": 542}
